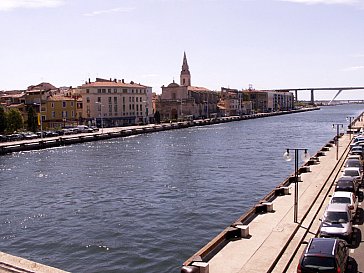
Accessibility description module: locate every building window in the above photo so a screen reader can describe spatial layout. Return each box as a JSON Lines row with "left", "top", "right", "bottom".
{"left": 123, "top": 89, "right": 127, "bottom": 93}
{"left": 108, "top": 97, "right": 112, "bottom": 103}
{"left": 86, "top": 97, "right": 90, "bottom": 103}
{"left": 52, "top": 111, "right": 55, "bottom": 118}
{"left": 51, "top": 102, "right": 54, "bottom": 108}
{"left": 97, "top": 97, "right": 101, "bottom": 102}
{"left": 70, "top": 101, "right": 74, "bottom": 107}
{"left": 97, "top": 89, "right": 101, "bottom": 93}
{"left": 102, "top": 89, "right": 106, "bottom": 93}
{"left": 123, "top": 97, "right": 125, "bottom": 103}
{"left": 136, "top": 97, "right": 139, "bottom": 102}
{"left": 72, "top": 111, "right": 74, "bottom": 118}
{"left": 114, "top": 88, "right": 117, "bottom": 93}
{"left": 108, "top": 89, "right": 111, "bottom": 93}
{"left": 62, "top": 101, "right": 66, "bottom": 108}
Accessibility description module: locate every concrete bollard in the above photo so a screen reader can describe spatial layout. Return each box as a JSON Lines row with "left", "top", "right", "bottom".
{"left": 191, "top": 262, "right": 209, "bottom": 273}
{"left": 181, "top": 265, "right": 200, "bottom": 273}
{"left": 261, "top": 202, "right": 273, "bottom": 212}
{"left": 236, "top": 224, "right": 250, "bottom": 238}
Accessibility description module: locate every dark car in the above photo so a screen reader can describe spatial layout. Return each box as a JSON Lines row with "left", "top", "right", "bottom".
{"left": 0, "top": 135, "right": 7, "bottom": 142}
{"left": 297, "top": 238, "right": 349, "bottom": 273}
{"left": 335, "top": 179, "right": 358, "bottom": 195}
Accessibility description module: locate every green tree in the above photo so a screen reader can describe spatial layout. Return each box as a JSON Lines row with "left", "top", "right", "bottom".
{"left": 0, "top": 107, "right": 6, "bottom": 133}
{"left": 27, "top": 106, "right": 38, "bottom": 132}
{"left": 6, "top": 108, "right": 23, "bottom": 133}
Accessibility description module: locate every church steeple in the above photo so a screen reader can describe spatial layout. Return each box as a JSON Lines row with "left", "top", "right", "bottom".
{"left": 180, "top": 52, "right": 191, "bottom": 86}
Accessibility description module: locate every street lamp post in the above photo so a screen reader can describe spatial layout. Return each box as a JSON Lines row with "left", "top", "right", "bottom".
{"left": 179, "top": 99, "right": 183, "bottom": 120}
{"left": 283, "top": 148, "right": 310, "bottom": 223}
{"left": 95, "top": 101, "right": 104, "bottom": 134}
{"left": 346, "top": 116, "right": 355, "bottom": 140}
{"left": 333, "top": 123, "right": 344, "bottom": 160}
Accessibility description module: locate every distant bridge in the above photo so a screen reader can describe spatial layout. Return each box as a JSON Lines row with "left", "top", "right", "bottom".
{"left": 261, "top": 87, "right": 364, "bottom": 105}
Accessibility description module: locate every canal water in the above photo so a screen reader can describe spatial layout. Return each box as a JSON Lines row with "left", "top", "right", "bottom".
{"left": 0, "top": 104, "right": 363, "bottom": 273}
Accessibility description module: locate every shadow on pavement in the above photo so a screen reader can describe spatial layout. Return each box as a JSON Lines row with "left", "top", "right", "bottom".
{"left": 354, "top": 208, "right": 364, "bottom": 225}
{"left": 350, "top": 227, "right": 362, "bottom": 248}
{"left": 347, "top": 257, "right": 359, "bottom": 273}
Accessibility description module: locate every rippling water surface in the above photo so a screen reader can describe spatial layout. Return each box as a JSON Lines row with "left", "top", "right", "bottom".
{"left": 0, "top": 104, "right": 363, "bottom": 273}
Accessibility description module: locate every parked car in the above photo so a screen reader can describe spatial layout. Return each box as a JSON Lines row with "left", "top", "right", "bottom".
{"left": 44, "top": 131, "right": 59, "bottom": 137}
{"left": 345, "top": 158, "right": 363, "bottom": 172}
{"left": 347, "top": 154, "right": 361, "bottom": 161}
{"left": 350, "top": 140, "right": 364, "bottom": 148}
{"left": 21, "top": 132, "right": 38, "bottom": 139}
{"left": 330, "top": 191, "right": 358, "bottom": 217}
{"left": 75, "top": 125, "right": 93, "bottom": 133}
{"left": 0, "top": 135, "right": 7, "bottom": 142}
{"left": 319, "top": 203, "right": 353, "bottom": 242}
{"left": 335, "top": 179, "right": 359, "bottom": 195}
{"left": 90, "top": 126, "right": 99, "bottom": 132}
{"left": 297, "top": 238, "right": 349, "bottom": 273}
{"left": 349, "top": 146, "right": 364, "bottom": 157}
{"left": 341, "top": 167, "right": 362, "bottom": 187}
{"left": 6, "top": 133, "right": 23, "bottom": 141}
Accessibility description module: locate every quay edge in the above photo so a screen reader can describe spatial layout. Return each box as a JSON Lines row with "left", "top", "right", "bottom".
{"left": 0, "top": 107, "right": 319, "bottom": 156}
{"left": 180, "top": 111, "right": 364, "bottom": 273}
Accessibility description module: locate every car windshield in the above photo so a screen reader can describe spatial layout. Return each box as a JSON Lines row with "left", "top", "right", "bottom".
{"left": 344, "top": 170, "right": 360, "bottom": 176}
{"left": 346, "top": 161, "right": 361, "bottom": 168}
{"left": 302, "top": 256, "right": 335, "bottom": 270}
{"left": 331, "top": 197, "right": 351, "bottom": 204}
{"left": 325, "top": 211, "right": 349, "bottom": 223}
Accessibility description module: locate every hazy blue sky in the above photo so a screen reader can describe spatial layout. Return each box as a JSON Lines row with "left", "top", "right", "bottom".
{"left": 1, "top": 0, "right": 364, "bottom": 100}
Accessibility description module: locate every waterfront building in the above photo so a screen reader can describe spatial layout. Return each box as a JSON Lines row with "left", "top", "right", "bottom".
{"left": 155, "top": 52, "right": 219, "bottom": 121}
{"left": 242, "top": 88, "right": 294, "bottom": 112}
{"left": 80, "top": 78, "right": 152, "bottom": 127}
{"left": 44, "top": 95, "right": 78, "bottom": 129}
{"left": 218, "top": 87, "right": 253, "bottom": 116}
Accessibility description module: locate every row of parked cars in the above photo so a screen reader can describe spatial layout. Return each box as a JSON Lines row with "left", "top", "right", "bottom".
{"left": 0, "top": 125, "right": 99, "bottom": 143}
{"left": 297, "top": 133, "right": 364, "bottom": 273}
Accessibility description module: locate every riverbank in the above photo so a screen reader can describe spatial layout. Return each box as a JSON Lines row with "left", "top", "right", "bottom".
{"left": 0, "top": 107, "right": 319, "bottom": 156}
{"left": 181, "top": 111, "right": 363, "bottom": 273}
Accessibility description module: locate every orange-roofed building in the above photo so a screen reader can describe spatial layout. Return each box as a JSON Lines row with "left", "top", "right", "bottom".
{"left": 43, "top": 95, "right": 78, "bottom": 129}
{"left": 79, "top": 78, "right": 153, "bottom": 127}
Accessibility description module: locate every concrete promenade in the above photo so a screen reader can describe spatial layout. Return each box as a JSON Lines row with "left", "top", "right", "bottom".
{"left": 182, "top": 118, "right": 364, "bottom": 273}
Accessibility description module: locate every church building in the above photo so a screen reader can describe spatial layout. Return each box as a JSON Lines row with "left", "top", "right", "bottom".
{"left": 155, "top": 52, "right": 218, "bottom": 121}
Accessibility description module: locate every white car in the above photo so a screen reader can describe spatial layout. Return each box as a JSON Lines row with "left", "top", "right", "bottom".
{"left": 342, "top": 167, "right": 362, "bottom": 188}
{"left": 330, "top": 191, "right": 358, "bottom": 217}
{"left": 319, "top": 203, "right": 353, "bottom": 242}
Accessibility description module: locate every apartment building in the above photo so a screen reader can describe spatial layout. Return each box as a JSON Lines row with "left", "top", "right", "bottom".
{"left": 80, "top": 78, "right": 152, "bottom": 127}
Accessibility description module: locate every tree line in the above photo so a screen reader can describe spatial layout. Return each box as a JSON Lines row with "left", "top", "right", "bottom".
{"left": 0, "top": 106, "right": 38, "bottom": 134}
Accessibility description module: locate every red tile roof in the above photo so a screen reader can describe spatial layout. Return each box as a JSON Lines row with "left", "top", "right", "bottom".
{"left": 81, "top": 81, "right": 147, "bottom": 89}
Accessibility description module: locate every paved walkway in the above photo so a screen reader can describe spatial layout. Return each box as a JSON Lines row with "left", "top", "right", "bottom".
{"left": 208, "top": 132, "right": 352, "bottom": 273}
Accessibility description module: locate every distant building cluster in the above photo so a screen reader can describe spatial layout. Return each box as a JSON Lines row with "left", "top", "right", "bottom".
{"left": 0, "top": 52, "right": 294, "bottom": 131}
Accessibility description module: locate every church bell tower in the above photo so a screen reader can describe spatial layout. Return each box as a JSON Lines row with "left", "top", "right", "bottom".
{"left": 180, "top": 52, "right": 191, "bottom": 86}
